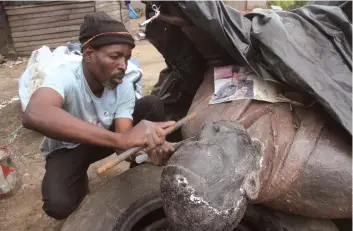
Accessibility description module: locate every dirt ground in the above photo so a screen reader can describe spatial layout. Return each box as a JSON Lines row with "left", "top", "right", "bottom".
{"left": 0, "top": 40, "right": 165, "bottom": 231}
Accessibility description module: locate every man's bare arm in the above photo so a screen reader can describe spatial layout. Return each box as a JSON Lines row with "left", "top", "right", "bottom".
{"left": 115, "top": 118, "right": 133, "bottom": 134}
{"left": 23, "top": 88, "right": 128, "bottom": 150}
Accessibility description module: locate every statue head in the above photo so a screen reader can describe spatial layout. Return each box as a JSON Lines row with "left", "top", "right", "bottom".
{"left": 161, "top": 121, "right": 262, "bottom": 231}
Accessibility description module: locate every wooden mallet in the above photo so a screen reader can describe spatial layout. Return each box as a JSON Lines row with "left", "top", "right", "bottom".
{"left": 98, "top": 113, "right": 196, "bottom": 174}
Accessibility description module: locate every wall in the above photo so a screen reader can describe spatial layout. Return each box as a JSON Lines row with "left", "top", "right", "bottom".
{"left": 4, "top": 1, "right": 129, "bottom": 56}
{"left": 130, "top": 1, "right": 145, "bottom": 10}
{"left": 247, "top": 1, "right": 267, "bottom": 10}
{"left": 224, "top": 0, "right": 267, "bottom": 11}
{"left": 0, "top": 2, "right": 12, "bottom": 56}
{"left": 95, "top": 1, "right": 130, "bottom": 27}
{"left": 224, "top": 1, "right": 246, "bottom": 11}
{"left": 5, "top": 1, "right": 94, "bottom": 56}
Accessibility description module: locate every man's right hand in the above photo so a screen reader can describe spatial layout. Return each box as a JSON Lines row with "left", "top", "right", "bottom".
{"left": 123, "top": 120, "right": 175, "bottom": 150}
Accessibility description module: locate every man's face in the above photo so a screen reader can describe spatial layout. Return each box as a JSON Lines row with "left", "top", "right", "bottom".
{"left": 232, "top": 72, "right": 247, "bottom": 84}
{"left": 84, "top": 44, "right": 132, "bottom": 90}
{"left": 232, "top": 67, "right": 249, "bottom": 85}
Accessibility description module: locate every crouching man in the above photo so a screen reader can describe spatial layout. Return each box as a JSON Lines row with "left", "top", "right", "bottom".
{"left": 22, "top": 12, "right": 175, "bottom": 220}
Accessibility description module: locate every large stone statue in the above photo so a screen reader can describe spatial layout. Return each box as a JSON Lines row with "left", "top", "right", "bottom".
{"left": 161, "top": 68, "right": 352, "bottom": 230}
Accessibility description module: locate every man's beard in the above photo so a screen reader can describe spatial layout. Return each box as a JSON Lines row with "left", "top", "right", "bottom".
{"left": 102, "top": 72, "right": 124, "bottom": 90}
{"left": 102, "top": 78, "right": 119, "bottom": 90}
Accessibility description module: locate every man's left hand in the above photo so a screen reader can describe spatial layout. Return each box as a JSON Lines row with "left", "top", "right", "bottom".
{"left": 147, "top": 141, "right": 176, "bottom": 166}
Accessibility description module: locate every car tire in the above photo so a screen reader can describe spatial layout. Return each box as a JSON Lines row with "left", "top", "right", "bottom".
{"left": 61, "top": 165, "right": 164, "bottom": 231}
{"left": 61, "top": 164, "right": 341, "bottom": 231}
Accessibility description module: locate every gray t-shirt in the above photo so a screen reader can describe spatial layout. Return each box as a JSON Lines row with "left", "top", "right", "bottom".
{"left": 39, "top": 61, "right": 135, "bottom": 157}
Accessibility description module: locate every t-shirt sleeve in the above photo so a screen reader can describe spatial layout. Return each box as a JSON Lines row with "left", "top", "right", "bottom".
{"left": 40, "top": 70, "right": 72, "bottom": 100}
{"left": 114, "top": 83, "right": 136, "bottom": 120}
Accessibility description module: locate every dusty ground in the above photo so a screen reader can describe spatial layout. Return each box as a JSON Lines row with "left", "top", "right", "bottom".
{"left": 0, "top": 40, "right": 165, "bottom": 231}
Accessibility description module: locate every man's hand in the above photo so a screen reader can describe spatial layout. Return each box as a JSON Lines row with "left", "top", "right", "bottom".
{"left": 147, "top": 141, "right": 175, "bottom": 166}
{"left": 123, "top": 120, "right": 175, "bottom": 150}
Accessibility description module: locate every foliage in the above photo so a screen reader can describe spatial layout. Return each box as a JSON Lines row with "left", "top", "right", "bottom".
{"left": 267, "top": 0, "right": 309, "bottom": 11}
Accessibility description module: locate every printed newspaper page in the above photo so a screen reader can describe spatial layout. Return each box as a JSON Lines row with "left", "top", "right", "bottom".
{"left": 209, "top": 65, "right": 290, "bottom": 104}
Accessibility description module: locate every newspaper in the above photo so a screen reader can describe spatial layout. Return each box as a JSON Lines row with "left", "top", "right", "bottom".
{"left": 209, "top": 65, "right": 290, "bottom": 104}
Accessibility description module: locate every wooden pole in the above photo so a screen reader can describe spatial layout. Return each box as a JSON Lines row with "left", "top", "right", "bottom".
{"left": 98, "top": 113, "right": 197, "bottom": 174}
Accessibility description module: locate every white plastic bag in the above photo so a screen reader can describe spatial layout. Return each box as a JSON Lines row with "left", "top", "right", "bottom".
{"left": 125, "top": 59, "right": 143, "bottom": 99}
{"left": 18, "top": 46, "right": 82, "bottom": 112}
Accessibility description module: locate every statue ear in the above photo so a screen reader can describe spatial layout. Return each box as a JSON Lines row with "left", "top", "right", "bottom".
{"left": 242, "top": 138, "right": 263, "bottom": 201}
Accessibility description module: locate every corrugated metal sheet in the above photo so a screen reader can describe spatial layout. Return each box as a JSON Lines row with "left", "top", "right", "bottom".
{"left": 5, "top": 0, "right": 130, "bottom": 56}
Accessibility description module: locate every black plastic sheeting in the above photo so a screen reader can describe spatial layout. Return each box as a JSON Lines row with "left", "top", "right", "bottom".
{"left": 144, "top": 1, "right": 352, "bottom": 135}
{"left": 143, "top": 2, "right": 207, "bottom": 125}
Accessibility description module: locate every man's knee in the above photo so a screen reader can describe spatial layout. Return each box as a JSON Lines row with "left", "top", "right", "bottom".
{"left": 133, "top": 95, "right": 165, "bottom": 123}
{"left": 43, "top": 194, "right": 84, "bottom": 220}
{"left": 140, "top": 95, "right": 162, "bottom": 104}
{"left": 136, "top": 95, "right": 164, "bottom": 112}
{"left": 41, "top": 172, "right": 88, "bottom": 220}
